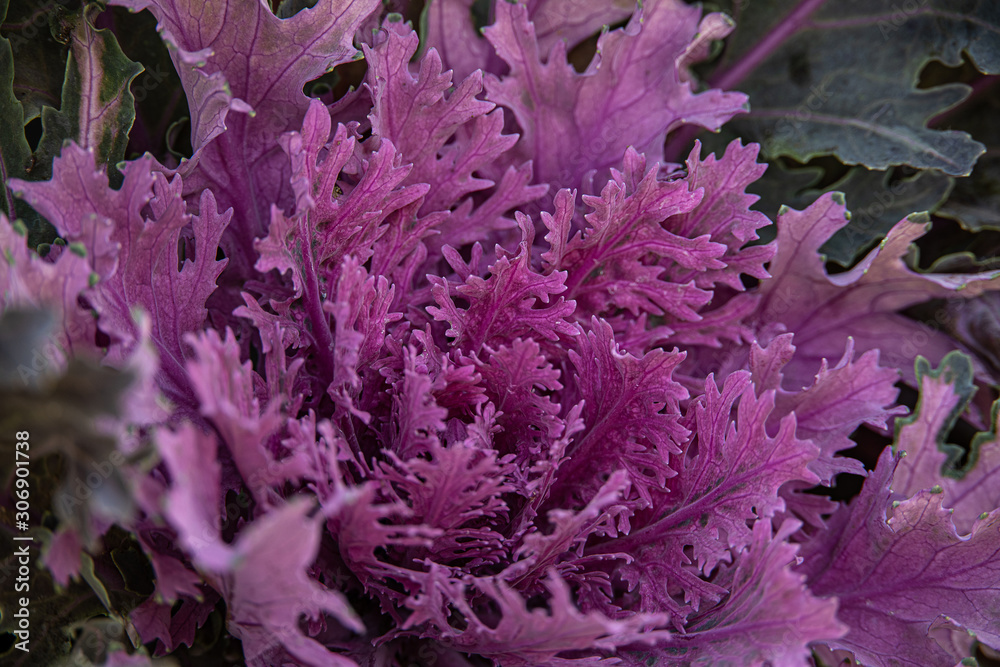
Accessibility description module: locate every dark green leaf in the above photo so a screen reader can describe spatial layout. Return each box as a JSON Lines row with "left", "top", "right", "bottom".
{"left": 102, "top": 6, "right": 187, "bottom": 160}
{"left": 0, "top": 0, "right": 33, "bottom": 222}
{"left": 753, "top": 165, "right": 952, "bottom": 266}
{"left": 715, "top": 0, "right": 1000, "bottom": 176}
{"left": 2, "top": 0, "right": 74, "bottom": 122}
{"left": 936, "top": 77, "right": 1000, "bottom": 231}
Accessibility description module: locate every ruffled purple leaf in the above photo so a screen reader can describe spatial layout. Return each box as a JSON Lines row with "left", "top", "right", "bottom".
{"left": 601, "top": 370, "right": 820, "bottom": 617}
{"left": 801, "top": 449, "right": 1000, "bottom": 666}
{"left": 265, "top": 99, "right": 426, "bottom": 280}
{"left": 11, "top": 145, "right": 229, "bottom": 409}
{"left": 541, "top": 150, "right": 722, "bottom": 325}
{"left": 217, "top": 498, "right": 364, "bottom": 667}
{"left": 365, "top": 19, "right": 529, "bottom": 217}
{"left": 376, "top": 429, "right": 515, "bottom": 568}
{"left": 325, "top": 256, "right": 402, "bottom": 418}
{"left": 423, "top": 0, "right": 634, "bottom": 84}
{"left": 551, "top": 318, "right": 687, "bottom": 509}
{"left": 141, "top": 547, "right": 202, "bottom": 605}
{"left": 666, "top": 140, "right": 773, "bottom": 294}
{"left": 40, "top": 526, "right": 84, "bottom": 587}
{"left": 754, "top": 193, "right": 1000, "bottom": 390}
{"left": 472, "top": 336, "right": 564, "bottom": 457}
{"left": 750, "top": 334, "right": 904, "bottom": 483}
{"left": 502, "top": 470, "right": 631, "bottom": 593}
{"left": 383, "top": 346, "right": 450, "bottom": 458}
{"left": 483, "top": 0, "right": 748, "bottom": 197}
{"left": 420, "top": 0, "right": 497, "bottom": 85}
{"left": 404, "top": 565, "right": 670, "bottom": 666}
{"left": 184, "top": 328, "right": 311, "bottom": 503}
{"left": 108, "top": 0, "right": 380, "bottom": 276}
{"left": 622, "top": 520, "right": 844, "bottom": 666}
{"left": 155, "top": 423, "right": 229, "bottom": 572}
{"left": 429, "top": 217, "right": 577, "bottom": 353}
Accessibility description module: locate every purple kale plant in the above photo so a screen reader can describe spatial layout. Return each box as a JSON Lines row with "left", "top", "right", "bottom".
{"left": 2, "top": 1, "right": 1000, "bottom": 666}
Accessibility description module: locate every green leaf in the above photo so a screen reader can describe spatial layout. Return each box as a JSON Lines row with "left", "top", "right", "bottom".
{"left": 3, "top": 0, "right": 72, "bottom": 123}
{"left": 0, "top": 0, "right": 33, "bottom": 222}
{"left": 714, "top": 0, "right": 1000, "bottom": 176}
{"left": 0, "top": 535, "right": 106, "bottom": 666}
{"left": 0, "top": 527, "right": 155, "bottom": 666}
{"left": 35, "top": 3, "right": 143, "bottom": 183}
{"left": 935, "top": 77, "right": 1000, "bottom": 231}
{"left": 749, "top": 163, "right": 952, "bottom": 266}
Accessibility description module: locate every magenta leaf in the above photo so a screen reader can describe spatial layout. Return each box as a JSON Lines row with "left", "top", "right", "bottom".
{"left": 625, "top": 520, "right": 844, "bottom": 666}
{"left": 754, "top": 193, "right": 1000, "bottom": 390}
{"left": 428, "top": 217, "right": 577, "bottom": 353}
{"left": 11, "top": 144, "right": 229, "bottom": 407}
{"left": 801, "top": 449, "right": 1000, "bottom": 667}
{"left": 184, "top": 328, "right": 311, "bottom": 503}
{"left": 108, "top": 0, "right": 380, "bottom": 277}
{"left": 405, "top": 565, "right": 670, "bottom": 666}
{"left": 892, "top": 351, "right": 1000, "bottom": 535}
{"left": 383, "top": 346, "right": 450, "bottom": 458}
{"left": 366, "top": 19, "right": 525, "bottom": 215}
{"left": 665, "top": 140, "right": 774, "bottom": 294}
{"left": 219, "top": 498, "right": 364, "bottom": 667}
{"left": 472, "top": 336, "right": 563, "bottom": 458}
{"left": 750, "top": 333, "right": 905, "bottom": 483}
{"left": 602, "top": 370, "right": 820, "bottom": 616}
{"left": 502, "top": 470, "right": 631, "bottom": 593}
{"left": 423, "top": 0, "right": 633, "bottom": 84}
{"left": 541, "top": 150, "right": 722, "bottom": 325}
{"left": 155, "top": 423, "right": 229, "bottom": 572}
{"left": 483, "top": 0, "right": 747, "bottom": 196}
{"left": 365, "top": 17, "right": 545, "bottom": 264}
{"left": 552, "top": 318, "right": 687, "bottom": 509}
{"left": 377, "top": 431, "right": 515, "bottom": 568}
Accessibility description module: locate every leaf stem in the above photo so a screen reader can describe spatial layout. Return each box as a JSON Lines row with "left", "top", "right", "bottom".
{"left": 299, "top": 215, "right": 337, "bottom": 386}
{"left": 663, "top": 0, "right": 829, "bottom": 163}
{"left": 709, "top": 0, "right": 829, "bottom": 92}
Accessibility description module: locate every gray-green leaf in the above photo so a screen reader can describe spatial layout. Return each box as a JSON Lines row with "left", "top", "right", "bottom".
{"left": 717, "top": 0, "right": 1000, "bottom": 176}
